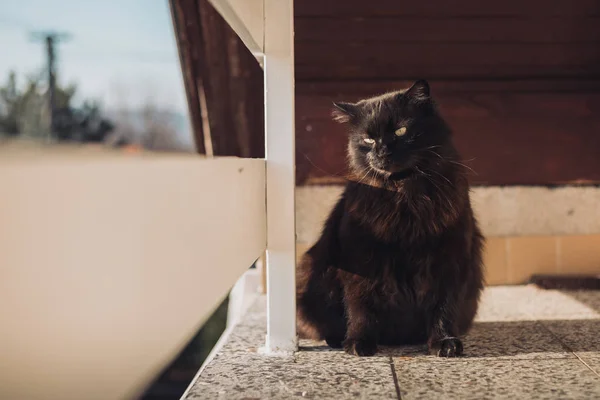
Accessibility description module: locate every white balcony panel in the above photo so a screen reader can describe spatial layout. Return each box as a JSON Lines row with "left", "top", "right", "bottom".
{"left": 0, "top": 148, "right": 266, "bottom": 400}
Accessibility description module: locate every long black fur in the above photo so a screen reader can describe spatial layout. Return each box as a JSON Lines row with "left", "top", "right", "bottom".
{"left": 296, "top": 80, "right": 484, "bottom": 357}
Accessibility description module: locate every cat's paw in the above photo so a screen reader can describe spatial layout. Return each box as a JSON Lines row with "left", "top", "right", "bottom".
{"left": 435, "top": 337, "right": 464, "bottom": 358}
{"left": 343, "top": 338, "right": 377, "bottom": 356}
{"left": 325, "top": 336, "right": 344, "bottom": 349}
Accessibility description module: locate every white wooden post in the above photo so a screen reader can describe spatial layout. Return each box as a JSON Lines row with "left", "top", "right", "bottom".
{"left": 263, "top": 0, "right": 297, "bottom": 353}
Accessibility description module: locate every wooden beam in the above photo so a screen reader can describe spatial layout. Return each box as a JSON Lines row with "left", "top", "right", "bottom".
{"left": 169, "top": 0, "right": 206, "bottom": 154}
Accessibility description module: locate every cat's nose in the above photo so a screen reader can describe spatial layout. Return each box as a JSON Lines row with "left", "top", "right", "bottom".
{"left": 377, "top": 146, "right": 391, "bottom": 158}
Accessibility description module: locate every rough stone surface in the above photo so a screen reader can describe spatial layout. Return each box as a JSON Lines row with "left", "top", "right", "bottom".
{"left": 394, "top": 359, "right": 600, "bottom": 400}
{"left": 383, "top": 321, "right": 571, "bottom": 361}
{"left": 186, "top": 286, "right": 600, "bottom": 399}
{"left": 541, "top": 319, "right": 600, "bottom": 374}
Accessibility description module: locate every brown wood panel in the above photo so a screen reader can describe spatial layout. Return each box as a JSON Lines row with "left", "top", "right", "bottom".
{"left": 170, "top": 0, "right": 206, "bottom": 153}
{"left": 295, "top": 41, "right": 600, "bottom": 80}
{"left": 296, "top": 118, "right": 600, "bottom": 185}
{"left": 296, "top": 42, "right": 600, "bottom": 66}
{"left": 170, "top": 0, "right": 264, "bottom": 158}
{"left": 296, "top": 17, "right": 600, "bottom": 44}
{"left": 297, "top": 65, "right": 600, "bottom": 81}
{"left": 295, "top": 0, "right": 600, "bottom": 17}
{"left": 297, "top": 80, "right": 600, "bottom": 95}
{"left": 172, "top": 0, "right": 600, "bottom": 186}
{"left": 195, "top": 0, "right": 264, "bottom": 157}
{"left": 295, "top": 88, "right": 600, "bottom": 185}
{"left": 297, "top": 93, "right": 600, "bottom": 120}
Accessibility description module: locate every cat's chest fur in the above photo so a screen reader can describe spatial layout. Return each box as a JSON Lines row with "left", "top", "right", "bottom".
{"left": 336, "top": 183, "right": 445, "bottom": 305}
{"left": 339, "top": 205, "right": 435, "bottom": 296}
{"left": 343, "top": 180, "right": 445, "bottom": 243}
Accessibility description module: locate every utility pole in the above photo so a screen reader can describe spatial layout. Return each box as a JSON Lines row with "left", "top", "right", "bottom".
{"left": 30, "top": 31, "right": 71, "bottom": 139}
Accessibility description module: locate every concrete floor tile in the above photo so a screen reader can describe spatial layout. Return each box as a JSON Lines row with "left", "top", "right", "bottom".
{"left": 188, "top": 289, "right": 600, "bottom": 399}
{"left": 188, "top": 327, "right": 398, "bottom": 399}
{"left": 394, "top": 358, "right": 600, "bottom": 400}
{"left": 476, "top": 285, "right": 599, "bottom": 322}
{"left": 541, "top": 319, "right": 600, "bottom": 375}
{"left": 385, "top": 321, "right": 570, "bottom": 361}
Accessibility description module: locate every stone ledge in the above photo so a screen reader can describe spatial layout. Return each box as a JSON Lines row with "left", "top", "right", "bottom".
{"left": 296, "top": 185, "right": 600, "bottom": 240}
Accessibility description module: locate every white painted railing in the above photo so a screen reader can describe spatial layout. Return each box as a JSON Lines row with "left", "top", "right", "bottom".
{"left": 208, "top": 0, "right": 297, "bottom": 355}
{"left": 1, "top": 1, "right": 296, "bottom": 398}
{"left": 0, "top": 146, "right": 266, "bottom": 400}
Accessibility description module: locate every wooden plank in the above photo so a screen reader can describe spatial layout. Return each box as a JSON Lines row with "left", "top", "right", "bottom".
{"left": 297, "top": 93, "right": 600, "bottom": 120}
{"left": 171, "top": 0, "right": 264, "bottom": 157}
{"left": 296, "top": 17, "right": 600, "bottom": 43}
{"left": 295, "top": 41, "right": 600, "bottom": 80}
{"left": 296, "top": 63, "right": 600, "bottom": 81}
{"left": 169, "top": 0, "right": 206, "bottom": 154}
{"left": 296, "top": 42, "right": 600, "bottom": 66}
{"left": 0, "top": 152, "right": 266, "bottom": 400}
{"left": 295, "top": 0, "right": 600, "bottom": 17}
{"left": 198, "top": 0, "right": 265, "bottom": 157}
{"left": 452, "top": 118, "right": 600, "bottom": 185}
{"left": 197, "top": 0, "right": 240, "bottom": 156}
{"left": 296, "top": 79, "right": 600, "bottom": 95}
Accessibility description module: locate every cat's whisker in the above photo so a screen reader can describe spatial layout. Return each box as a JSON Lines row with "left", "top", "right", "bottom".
{"left": 420, "top": 149, "right": 478, "bottom": 176}
{"left": 449, "top": 160, "right": 478, "bottom": 175}
{"left": 416, "top": 163, "right": 451, "bottom": 185}
{"left": 427, "top": 168, "right": 453, "bottom": 186}
{"left": 423, "top": 150, "right": 444, "bottom": 160}
{"left": 414, "top": 165, "right": 455, "bottom": 210}
{"left": 301, "top": 152, "right": 347, "bottom": 179}
{"left": 356, "top": 168, "right": 372, "bottom": 186}
{"left": 414, "top": 166, "right": 442, "bottom": 191}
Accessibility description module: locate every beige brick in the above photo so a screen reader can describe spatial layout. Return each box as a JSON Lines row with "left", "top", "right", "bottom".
{"left": 507, "top": 236, "right": 558, "bottom": 284}
{"left": 558, "top": 235, "right": 600, "bottom": 275}
{"left": 483, "top": 237, "right": 508, "bottom": 285}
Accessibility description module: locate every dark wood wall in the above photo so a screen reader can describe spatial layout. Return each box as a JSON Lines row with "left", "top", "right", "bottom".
{"left": 294, "top": 0, "right": 600, "bottom": 185}
{"left": 172, "top": 0, "right": 600, "bottom": 185}
{"left": 171, "top": 0, "right": 264, "bottom": 158}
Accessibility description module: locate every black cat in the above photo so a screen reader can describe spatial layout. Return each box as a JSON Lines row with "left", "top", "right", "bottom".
{"left": 296, "top": 80, "right": 484, "bottom": 357}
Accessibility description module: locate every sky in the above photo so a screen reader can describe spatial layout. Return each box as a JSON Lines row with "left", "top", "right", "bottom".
{"left": 0, "top": 0, "right": 188, "bottom": 114}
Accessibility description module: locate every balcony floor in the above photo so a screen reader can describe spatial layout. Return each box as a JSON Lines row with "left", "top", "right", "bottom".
{"left": 185, "top": 285, "right": 600, "bottom": 399}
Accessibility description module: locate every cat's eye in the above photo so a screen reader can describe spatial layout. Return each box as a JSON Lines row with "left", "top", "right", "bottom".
{"left": 363, "top": 138, "right": 375, "bottom": 144}
{"left": 395, "top": 127, "right": 407, "bottom": 137}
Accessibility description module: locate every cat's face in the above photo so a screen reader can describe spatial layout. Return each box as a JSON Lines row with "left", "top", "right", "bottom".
{"left": 333, "top": 80, "right": 449, "bottom": 179}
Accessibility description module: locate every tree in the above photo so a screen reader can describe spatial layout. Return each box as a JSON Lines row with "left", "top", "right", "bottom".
{"left": 0, "top": 71, "right": 114, "bottom": 143}
{"left": 0, "top": 72, "right": 20, "bottom": 134}
{"left": 141, "top": 101, "right": 185, "bottom": 151}
{"left": 0, "top": 72, "right": 44, "bottom": 136}
{"left": 108, "top": 100, "right": 191, "bottom": 152}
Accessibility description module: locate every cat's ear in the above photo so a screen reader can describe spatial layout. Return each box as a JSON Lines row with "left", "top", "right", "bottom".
{"left": 405, "top": 79, "right": 430, "bottom": 101}
{"left": 332, "top": 101, "right": 359, "bottom": 123}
